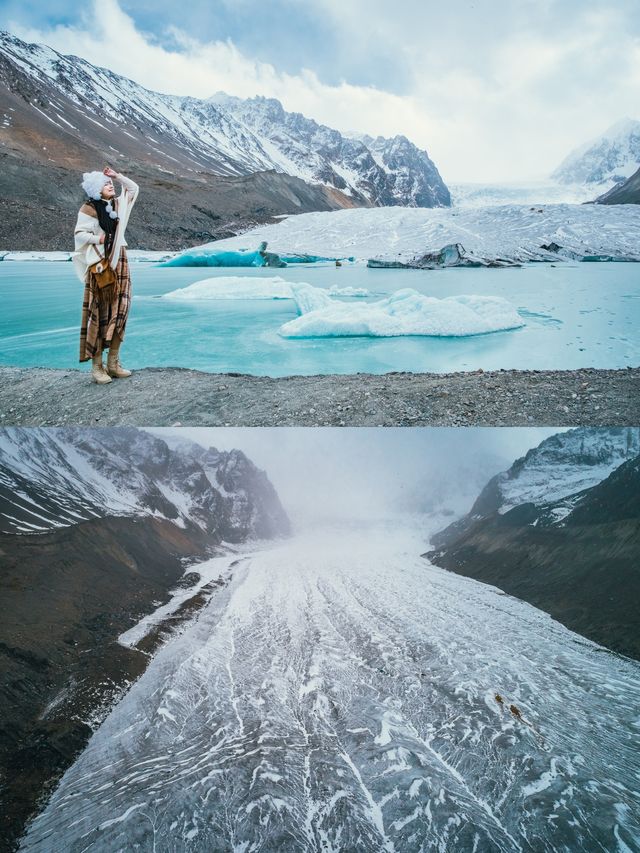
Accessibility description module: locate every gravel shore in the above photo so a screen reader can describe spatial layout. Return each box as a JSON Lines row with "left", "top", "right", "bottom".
{"left": 0, "top": 366, "right": 637, "bottom": 426}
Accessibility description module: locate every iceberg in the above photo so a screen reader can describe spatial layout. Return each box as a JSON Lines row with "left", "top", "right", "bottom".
{"left": 162, "top": 277, "right": 372, "bottom": 302}
{"left": 280, "top": 288, "right": 525, "bottom": 338}
{"left": 160, "top": 240, "right": 343, "bottom": 268}
{"left": 162, "top": 276, "right": 294, "bottom": 300}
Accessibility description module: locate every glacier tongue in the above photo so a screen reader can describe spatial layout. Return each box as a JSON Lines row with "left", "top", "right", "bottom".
{"left": 20, "top": 526, "right": 640, "bottom": 852}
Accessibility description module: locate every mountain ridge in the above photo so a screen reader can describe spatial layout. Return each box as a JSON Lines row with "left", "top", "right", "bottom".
{"left": 0, "top": 30, "right": 449, "bottom": 249}
{"left": 552, "top": 117, "right": 640, "bottom": 188}
{"left": 427, "top": 427, "right": 640, "bottom": 660}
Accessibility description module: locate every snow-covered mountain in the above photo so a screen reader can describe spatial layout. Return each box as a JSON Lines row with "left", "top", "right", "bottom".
{"left": 551, "top": 117, "right": 640, "bottom": 187}
{"left": 433, "top": 427, "right": 640, "bottom": 540}
{"left": 0, "top": 31, "right": 448, "bottom": 209}
{"left": 0, "top": 427, "right": 290, "bottom": 541}
{"left": 478, "top": 426, "right": 639, "bottom": 515}
{"left": 209, "top": 93, "right": 449, "bottom": 207}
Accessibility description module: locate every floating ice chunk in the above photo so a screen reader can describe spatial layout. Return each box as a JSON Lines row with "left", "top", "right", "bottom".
{"left": 162, "top": 277, "right": 372, "bottom": 303}
{"left": 162, "top": 276, "right": 294, "bottom": 300}
{"left": 280, "top": 288, "right": 525, "bottom": 338}
{"left": 289, "top": 282, "right": 333, "bottom": 313}
{"left": 160, "top": 244, "right": 339, "bottom": 268}
{"left": 161, "top": 248, "right": 272, "bottom": 268}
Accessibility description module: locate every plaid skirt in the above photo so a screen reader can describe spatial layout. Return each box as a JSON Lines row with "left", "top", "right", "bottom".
{"left": 79, "top": 247, "right": 132, "bottom": 362}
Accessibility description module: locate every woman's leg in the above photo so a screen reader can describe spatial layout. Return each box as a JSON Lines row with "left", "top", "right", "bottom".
{"left": 106, "top": 333, "right": 132, "bottom": 378}
{"left": 91, "top": 351, "right": 112, "bottom": 384}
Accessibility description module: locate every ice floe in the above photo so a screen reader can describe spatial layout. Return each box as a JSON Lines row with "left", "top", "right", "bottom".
{"left": 162, "top": 276, "right": 372, "bottom": 302}
{"left": 281, "top": 288, "right": 525, "bottom": 338}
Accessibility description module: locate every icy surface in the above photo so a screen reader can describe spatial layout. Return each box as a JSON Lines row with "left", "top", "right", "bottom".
{"left": 0, "top": 251, "right": 174, "bottom": 263}
{"left": 162, "top": 277, "right": 523, "bottom": 338}
{"left": 199, "top": 204, "right": 640, "bottom": 264}
{"left": 449, "top": 182, "right": 597, "bottom": 208}
{"left": 2, "top": 261, "right": 638, "bottom": 375}
{"left": 118, "top": 553, "right": 236, "bottom": 649}
{"left": 19, "top": 525, "right": 640, "bottom": 852}
{"left": 1, "top": 251, "right": 73, "bottom": 262}
{"left": 282, "top": 289, "right": 524, "bottom": 338}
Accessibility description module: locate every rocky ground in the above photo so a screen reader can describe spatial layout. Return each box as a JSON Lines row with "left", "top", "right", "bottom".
{"left": 0, "top": 366, "right": 637, "bottom": 426}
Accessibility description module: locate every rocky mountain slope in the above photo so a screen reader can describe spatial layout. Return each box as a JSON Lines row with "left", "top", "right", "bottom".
{"left": 0, "top": 427, "right": 288, "bottom": 850}
{"left": 0, "top": 31, "right": 449, "bottom": 250}
{"left": 0, "top": 426, "right": 289, "bottom": 540}
{"left": 428, "top": 427, "right": 640, "bottom": 659}
{"left": 595, "top": 164, "right": 640, "bottom": 204}
{"left": 551, "top": 117, "right": 640, "bottom": 187}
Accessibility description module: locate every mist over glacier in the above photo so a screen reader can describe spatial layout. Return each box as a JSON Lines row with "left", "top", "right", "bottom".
{"left": 150, "top": 427, "right": 557, "bottom": 529}
{"left": 18, "top": 428, "right": 640, "bottom": 852}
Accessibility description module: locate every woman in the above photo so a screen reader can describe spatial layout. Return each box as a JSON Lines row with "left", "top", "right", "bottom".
{"left": 72, "top": 167, "right": 139, "bottom": 384}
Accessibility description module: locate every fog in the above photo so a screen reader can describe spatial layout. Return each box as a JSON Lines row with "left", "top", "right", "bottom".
{"left": 150, "top": 427, "right": 563, "bottom": 529}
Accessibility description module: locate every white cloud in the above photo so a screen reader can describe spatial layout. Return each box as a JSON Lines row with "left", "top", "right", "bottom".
{"left": 9, "top": 0, "right": 640, "bottom": 181}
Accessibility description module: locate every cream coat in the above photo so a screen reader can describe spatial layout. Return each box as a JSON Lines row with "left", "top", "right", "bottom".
{"left": 72, "top": 173, "right": 139, "bottom": 283}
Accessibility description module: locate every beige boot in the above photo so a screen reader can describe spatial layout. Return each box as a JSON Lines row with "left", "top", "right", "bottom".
{"left": 91, "top": 354, "right": 112, "bottom": 384}
{"left": 106, "top": 336, "right": 132, "bottom": 378}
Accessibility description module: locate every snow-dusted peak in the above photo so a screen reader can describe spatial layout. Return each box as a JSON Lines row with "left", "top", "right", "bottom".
{"left": 1, "top": 29, "right": 449, "bottom": 210}
{"left": 213, "top": 92, "right": 450, "bottom": 207}
{"left": 552, "top": 117, "right": 640, "bottom": 187}
{"left": 0, "top": 427, "right": 289, "bottom": 541}
{"left": 474, "top": 427, "right": 640, "bottom": 516}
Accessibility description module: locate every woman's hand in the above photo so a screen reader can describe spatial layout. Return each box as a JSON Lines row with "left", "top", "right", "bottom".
{"left": 99, "top": 234, "right": 106, "bottom": 244}
{"left": 103, "top": 166, "right": 118, "bottom": 179}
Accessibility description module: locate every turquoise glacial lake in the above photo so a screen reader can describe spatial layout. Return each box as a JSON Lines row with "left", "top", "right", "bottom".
{"left": 0, "top": 261, "right": 637, "bottom": 376}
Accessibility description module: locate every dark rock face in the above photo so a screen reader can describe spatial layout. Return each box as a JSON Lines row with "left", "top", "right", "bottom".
{"left": 594, "top": 166, "right": 640, "bottom": 205}
{"left": 427, "top": 429, "right": 640, "bottom": 661}
{"left": 0, "top": 427, "right": 289, "bottom": 849}
{"left": 0, "top": 31, "right": 449, "bottom": 250}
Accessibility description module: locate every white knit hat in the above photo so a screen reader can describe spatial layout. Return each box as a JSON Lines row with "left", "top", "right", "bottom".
{"left": 81, "top": 170, "right": 111, "bottom": 200}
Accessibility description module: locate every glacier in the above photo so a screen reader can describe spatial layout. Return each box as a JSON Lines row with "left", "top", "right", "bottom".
{"left": 19, "top": 524, "right": 640, "bottom": 852}
{"left": 195, "top": 204, "right": 640, "bottom": 266}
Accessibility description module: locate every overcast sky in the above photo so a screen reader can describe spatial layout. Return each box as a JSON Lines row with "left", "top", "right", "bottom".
{"left": 2, "top": 0, "right": 638, "bottom": 182}
{"left": 150, "top": 427, "right": 561, "bottom": 528}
